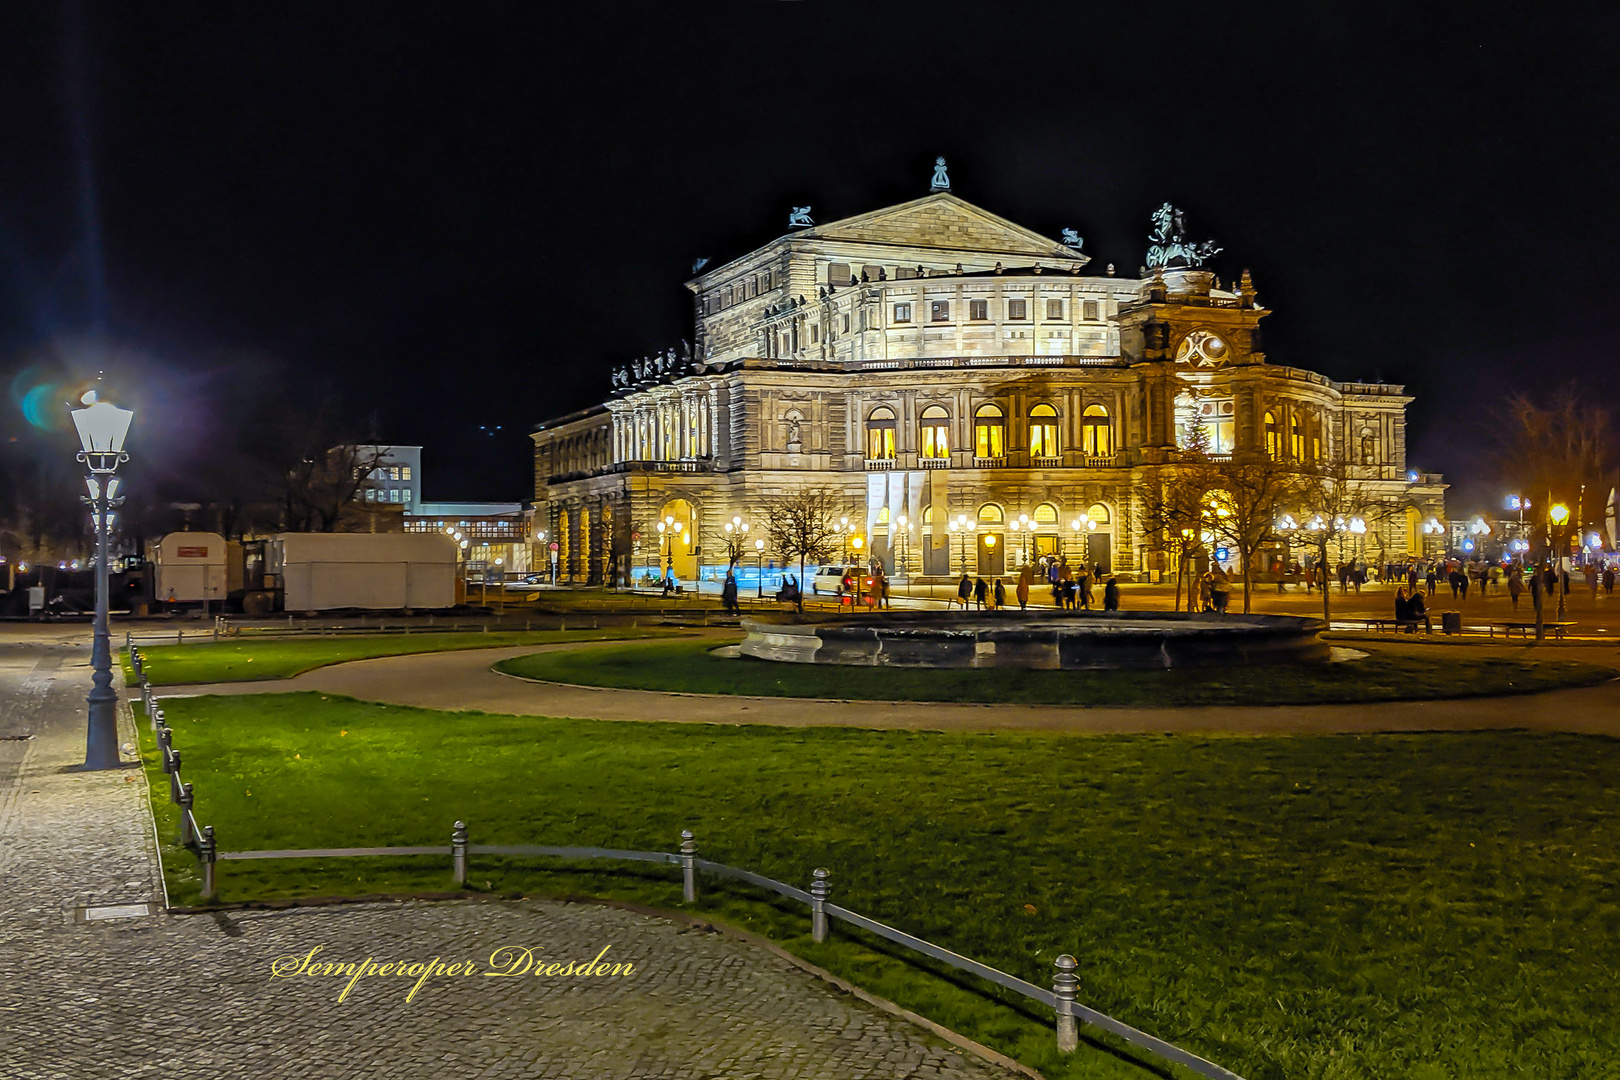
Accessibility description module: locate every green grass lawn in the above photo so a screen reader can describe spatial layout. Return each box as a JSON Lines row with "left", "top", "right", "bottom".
{"left": 493, "top": 637, "right": 1615, "bottom": 706}
{"left": 122, "top": 629, "right": 668, "bottom": 686}
{"left": 141, "top": 692, "right": 1620, "bottom": 1080}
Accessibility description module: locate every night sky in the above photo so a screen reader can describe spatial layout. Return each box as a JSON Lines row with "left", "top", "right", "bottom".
{"left": 1, "top": 4, "right": 1616, "bottom": 512}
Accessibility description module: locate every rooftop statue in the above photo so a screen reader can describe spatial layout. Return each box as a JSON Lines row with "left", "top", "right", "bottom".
{"left": 788, "top": 206, "right": 814, "bottom": 227}
{"left": 1061, "top": 228, "right": 1083, "bottom": 249}
{"left": 1146, "top": 202, "right": 1222, "bottom": 269}
{"left": 692, "top": 257, "right": 709, "bottom": 274}
{"left": 930, "top": 156, "right": 950, "bottom": 191}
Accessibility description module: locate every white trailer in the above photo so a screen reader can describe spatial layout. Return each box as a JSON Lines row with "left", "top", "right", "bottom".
{"left": 272, "top": 533, "right": 457, "bottom": 612}
{"left": 153, "top": 532, "right": 229, "bottom": 605}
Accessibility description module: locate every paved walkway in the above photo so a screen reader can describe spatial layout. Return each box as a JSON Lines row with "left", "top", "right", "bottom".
{"left": 162, "top": 635, "right": 1620, "bottom": 735}
{"left": 0, "top": 638, "right": 1011, "bottom": 1079}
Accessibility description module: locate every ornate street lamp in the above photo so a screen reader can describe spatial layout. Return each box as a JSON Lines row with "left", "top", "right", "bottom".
{"left": 656, "top": 516, "right": 684, "bottom": 588}
{"left": 947, "top": 514, "right": 975, "bottom": 576}
{"left": 754, "top": 536, "right": 766, "bottom": 598}
{"left": 71, "top": 391, "right": 133, "bottom": 771}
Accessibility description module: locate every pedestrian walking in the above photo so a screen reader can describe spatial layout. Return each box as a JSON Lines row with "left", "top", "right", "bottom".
{"left": 993, "top": 577, "right": 1006, "bottom": 610}
{"left": 1605, "top": 565, "right": 1616, "bottom": 596}
{"left": 1508, "top": 566, "right": 1524, "bottom": 611}
{"left": 1016, "top": 565, "right": 1031, "bottom": 611}
{"left": 721, "top": 571, "right": 739, "bottom": 614}
{"left": 1103, "top": 576, "right": 1121, "bottom": 612}
{"left": 956, "top": 572, "right": 972, "bottom": 610}
{"left": 973, "top": 575, "right": 989, "bottom": 610}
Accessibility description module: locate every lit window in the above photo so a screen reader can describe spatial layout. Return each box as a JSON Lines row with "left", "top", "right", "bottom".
{"left": 1033, "top": 503, "right": 1058, "bottom": 526}
{"left": 1030, "top": 403, "right": 1060, "bottom": 458}
{"left": 930, "top": 301, "right": 950, "bottom": 322}
{"left": 1081, "top": 405, "right": 1112, "bottom": 456}
{"left": 1265, "top": 411, "right": 1282, "bottom": 459}
{"left": 866, "top": 407, "right": 896, "bottom": 460}
{"left": 402, "top": 489, "right": 412, "bottom": 503}
{"left": 1291, "top": 418, "right": 1305, "bottom": 461}
{"left": 390, "top": 466, "right": 401, "bottom": 480}
{"left": 1086, "top": 502, "right": 1111, "bottom": 525}
{"left": 969, "top": 299, "right": 988, "bottom": 320}
{"left": 973, "top": 403, "right": 1005, "bottom": 459}
{"left": 894, "top": 303, "right": 912, "bottom": 323}
{"left": 920, "top": 406, "right": 950, "bottom": 458}
{"left": 978, "top": 503, "right": 1005, "bottom": 525}
{"left": 1046, "top": 299, "right": 1064, "bottom": 320}
{"left": 922, "top": 505, "right": 934, "bottom": 524}
{"left": 402, "top": 466, "right": 412, "bottom": 480}
{"left": 1007, "top": 299, "right": 1027, "bottom": 320}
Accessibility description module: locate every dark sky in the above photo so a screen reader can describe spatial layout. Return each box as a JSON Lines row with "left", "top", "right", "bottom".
{"left": 1, "top": 3, "right": 1616, "bottom": 511}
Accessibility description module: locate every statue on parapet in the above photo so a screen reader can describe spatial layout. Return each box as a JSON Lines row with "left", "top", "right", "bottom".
{"left": 788, "top": 206, "right": 814, "bottom": 227}
{"left": 931, "top": 156, "right": 950, "bottom": 191}
{"left": 1146, "top": 203, "right": 1222, "bottom": 269}
{"left": 1061, "top": 228, "right": 1083, "bottom": 249}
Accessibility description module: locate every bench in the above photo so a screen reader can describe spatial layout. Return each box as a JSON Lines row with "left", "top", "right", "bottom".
{"left": 1488, "top": 621, "right": 1574, "bottom": 640}
{"left": 1337, "top": 617, "right": 1435, "bottom": 634}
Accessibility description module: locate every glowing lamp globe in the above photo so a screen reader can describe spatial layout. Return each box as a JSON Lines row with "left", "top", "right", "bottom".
{"left": 1550, "top": 504, "right": 1570, "bottom": 525}
{"left": 71, "top": 392, "right": 134, "bottom": 464}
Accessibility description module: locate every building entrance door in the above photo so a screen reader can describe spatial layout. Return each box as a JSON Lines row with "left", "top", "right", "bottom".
{"left": 923, "top": 533, "right": 951, "bottom": 576}
{"left": 1086, "top": 533, "right": 1112, "bottom": 576}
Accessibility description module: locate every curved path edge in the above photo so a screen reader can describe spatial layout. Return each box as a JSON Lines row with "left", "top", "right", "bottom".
{"left": 153, "top": 635, "right": 1620, "bottom": 735}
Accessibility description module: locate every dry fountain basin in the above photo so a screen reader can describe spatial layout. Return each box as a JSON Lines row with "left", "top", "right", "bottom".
{"left": 739, "top": 610, "right": 1329, "bottom": 670}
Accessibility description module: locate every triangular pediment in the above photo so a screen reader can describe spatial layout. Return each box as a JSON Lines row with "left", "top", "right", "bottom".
{"left": 796, "top": 192, "right": 1087, "bottom": 263}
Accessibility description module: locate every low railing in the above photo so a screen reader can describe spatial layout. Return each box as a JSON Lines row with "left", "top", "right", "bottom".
{"left": 864, "top": 457, "right": 896, "bottom": 470}
{"left": 920, "top": 457, "right": 951, "bottom": 469}
{"left": 129, "top": 647, "right": 218, "bottom": 900}
{"left": 195, "top": 819, "right": 1243, "bottom": 1079}
{"left": 973, "top": 456, "right": 1007, "bottom": 469}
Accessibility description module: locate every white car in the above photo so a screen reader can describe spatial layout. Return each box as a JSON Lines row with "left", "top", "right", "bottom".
{"left": 812, "top": 565, "right": 869, "bottom": 595}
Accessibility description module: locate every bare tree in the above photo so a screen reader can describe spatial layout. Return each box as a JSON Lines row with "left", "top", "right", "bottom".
{"left": 1207, "top": 452, "right": 1299, "bottom": 613}
{"left": 1494, "top": 386, "right": 1614, "bottom": 631}
{"left": 714, "top": 515, "right": 755, "bottom": 572}
{"left": 761, "top": 486, "right": 846, "bottom": 610}
{"left": 1289, "top": 461, "right": 1393, "bottom": 624}
{"left": 1135, "top": 459, "right": 1218, "bottom": 611}
{"left": 283, "top": 443, "right": 391, "bottom": 532}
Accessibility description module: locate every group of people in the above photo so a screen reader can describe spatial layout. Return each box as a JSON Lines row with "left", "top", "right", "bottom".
{"left": 953, "top": 564, "right": 1121, "bottom": 612}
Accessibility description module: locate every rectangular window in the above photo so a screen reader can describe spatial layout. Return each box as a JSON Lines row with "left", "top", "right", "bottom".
{"left": 811, "top": 325, "right": 819, "bottom": 343}
{"left": 1083, "top": 300, "right": 1099, "bottom": 320}
{"left": 866, "top": 427, "right": 895, "bottom": 459}
{"left": 969, "top": 299, "right": 988, "bottom": 320}
{"left": 402, "top": 489, "right": 412, "bottom": 503}
{"left": 1030, "top": 423, "right": 1059, "bottom": 458}
{"left": 828, "top": 263, "right": 852, "bottom": 285}
{"left": 1046, "top": 299, "right": 1064, "bottom": 320}
{"left": 893, "top": 303, "right": 911, "bottom": 323}
{"left": 921, "top": 424, "right": 949, "bottom": 458}
{"left": 401, "top": 466, "right": 412, "bottom": 480}
{"left": 842, "top": 314, "right": 850, "bottom": 333}
{"left": 388, "top": 466, "right": 400, "bottom": 480}
{"left": 930, "top": 301, "right": 950, "bottom": 322}
{"left": 1007, "top": 299, "right": 1027, "bottom": 320}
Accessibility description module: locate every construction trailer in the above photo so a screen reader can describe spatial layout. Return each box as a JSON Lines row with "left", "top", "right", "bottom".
{"left": 155, "top": 531, "right": 460, "bottom": 614}
{"left": 152, "top": 532, "right": 229, "bottom": 606}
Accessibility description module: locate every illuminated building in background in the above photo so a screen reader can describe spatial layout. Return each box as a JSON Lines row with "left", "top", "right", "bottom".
{"left": 533, "top": 170, "right": 1446, "bottom": 584}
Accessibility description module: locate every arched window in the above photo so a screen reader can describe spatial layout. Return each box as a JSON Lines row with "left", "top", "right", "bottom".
{"left": 1033, "top": 502, "right": 1059, "bottom": 526}
{"left": 1086, "top": 502, "right": 1111, "bottom": 526}
{"left": 920, "top": 406, "right": 950, "bottom": 459}
{"left": 977, "top": 503, "right": 1005, "bottom": 525}
{"left": 876, "top": 506, "right": 891, "bottom": 525}
{"left": 1265, "top": 411, "right": 1282, "bottom": 459}
{"left": 974, "top": 403, "right": 1006, "bottom": 459}
{"left": 1029, "top": 403, "right": 1060, "bottom": 458}
{"left": 922, "top": 505, "right": 934, "bottom": 525}
{"left": 1081, "top": 404, "right": 1112, "bottom": 456}
{"left": 866, "top": 405, "right": 896, "bottom": 460}
{"left": 1291, "top": 416, "right": 1306, "bottom": 461}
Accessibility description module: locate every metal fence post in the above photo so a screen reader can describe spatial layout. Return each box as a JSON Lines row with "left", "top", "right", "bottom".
{"left": 168, "top": 750, "right": 183, "bottom": 803}
{"left": 152, "top": 707, "right": 164, "bottom": 734}
{"left": 452, "top": 820, "right": 469, "bottom": 886}
{"left": 810, "top": 867, "right": 830, "bottom": 943}
{"left": 680, "top": 829, "right": 697, "bottom": 903}
{"left": 1053, "top": 954, "right": 1079, "bottom": 1053}
{"left": 199, "top": 825, "right": 217, "bottom": 901}
{"left": 178, "top": 782, "right": 195, "bottom": 845}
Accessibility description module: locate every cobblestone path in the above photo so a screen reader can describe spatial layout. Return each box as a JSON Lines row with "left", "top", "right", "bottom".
{"left": 0, "top": 637, "right": 1010, "bottom": 1079}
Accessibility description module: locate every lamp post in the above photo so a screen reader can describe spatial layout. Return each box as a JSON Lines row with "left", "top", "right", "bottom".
{"left": 894, "top": 514, "right": 911, "bottom": 581}
{"left": 1551, "top": 502, "right": 1570, "bottom": 619}
{"left": 754, "top": 537, "right": 766, "bottom": 599}
{"left": 947, "top": 514, "right": 975, "bottom": 576}
{"left": 71, "top": 391, "right": 133, "bottom": 771}
{"left": 656, "top": 516, "right": 684, "bottom": 590}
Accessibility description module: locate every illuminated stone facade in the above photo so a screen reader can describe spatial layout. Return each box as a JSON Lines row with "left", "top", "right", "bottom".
{"left": 533, "top": 191, "right": 1446, "bottom": 584}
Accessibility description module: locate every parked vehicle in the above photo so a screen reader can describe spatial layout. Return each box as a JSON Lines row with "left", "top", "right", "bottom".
{"left": 812, "top": 565, "right": 873, "bottom": 596}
